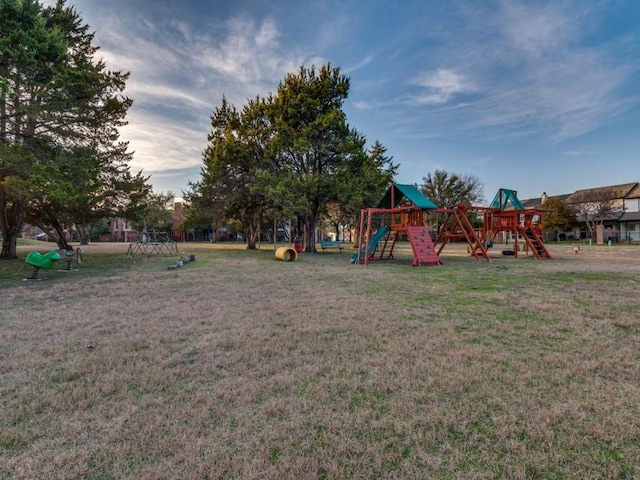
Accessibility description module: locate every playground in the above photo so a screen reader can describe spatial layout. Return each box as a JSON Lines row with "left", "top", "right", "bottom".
{"left": 353, "top": 184, "right": 551, "bottom": 267}
{"left": 2, "top": 241, "right": 639, "bottom": 479}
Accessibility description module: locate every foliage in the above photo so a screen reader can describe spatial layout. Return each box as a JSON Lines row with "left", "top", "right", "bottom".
{"left": 130, "top": 190, "right": 175, "bottom": 231}
{"left": 327, "top": 140, "right": 397, "bottom": 240}
{"left": 0, "top": 0, "right": 148, "bottom": 257}
{"left": 420, "top": 169, "right": 484, "bottom": 230}
{"left": 190, "top": 64, "right": 396, "bottom": 251}
{"left": 420, "top": 169, "right": 484, "bottom": 208}
{"left": 186, "top": 96, "right": 271, "bottom": 249}
{"left": 542, "top": 197, "right": 576, "bottom": 239}
{"left": 266, "top": 64, "right": 365, "bottom": 252}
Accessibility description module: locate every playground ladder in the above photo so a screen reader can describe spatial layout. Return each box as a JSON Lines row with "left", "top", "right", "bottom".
{"left": 521, "top": 227, "right": 552, "bottom": 259}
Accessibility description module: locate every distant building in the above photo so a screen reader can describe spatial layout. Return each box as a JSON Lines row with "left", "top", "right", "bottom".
{"left": 518, "top": 182, "right": 640, "bottom": 243}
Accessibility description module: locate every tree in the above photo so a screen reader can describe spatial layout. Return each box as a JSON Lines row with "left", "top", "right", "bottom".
{"left": 568, "top": 189, "right": 624, "bottom": 240}
{"left": 542, "top": 197, "right": 575, "bottom": 241}
{"left": 191, "top": 64, "right": 395, "bottom": 251}
{"left": 330, "top": 139, "right": 397, "bottom": 241}
{"left": 0, "top": 143, "right": 36, "bottom": 258}
{"left": 131, "top": 190, "right": 175, "bottom": 232}
{"left": 420, "top": 169, "right": 484, "bottom": 231}
{"left": 420, "top": 169, "right": 484, "bottom": 209}
{"left": 188, "top": 96, "right": 272, "bottom": 249}
{"left": 267, "top": 64, "right": 369, "bottom": 252}
{"left": 0, "top": 0, "right": 67, "bottom": 258}
{"left": 0, "top": 0, "right": 146, "bottom": 258}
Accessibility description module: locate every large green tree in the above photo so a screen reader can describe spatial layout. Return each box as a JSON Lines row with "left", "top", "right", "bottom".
{"left": 190, "top": 64, "right": 396, "bottom": 251}
{"left": 0, "top": 0, "right": 66, "bottom": 258}
{"left": 329, "top": 139, "right": 397, "bottom": 241}
{"left": 187, "top": 96, "right": 272, "bottom": 249}
{"left": 542, "top": 196, "right": 575, "bottom": 241}
{"left": 266, "top": 64, "right": 371, "bottom": 252}
{"left": 0, "top": 0, "right": 146, "bottom": 258}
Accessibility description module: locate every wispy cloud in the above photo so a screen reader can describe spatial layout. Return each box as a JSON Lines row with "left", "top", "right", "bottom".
{"left": 64, "top": 5, "right": 314, "bottom": 190}
{"left": 397, "top": 0, "right": 639, "bottom": 141}
{"left": 36, "top": 0, "right": 640, "bottom": 198}
{"left": 344, "top": 55, "right": 375, "bottom": 74}
{"left": 410, "top": 69, "right": 476, "bottom": 105}
{"left": 563, "top": 149, "right": 603, "bottom": 156}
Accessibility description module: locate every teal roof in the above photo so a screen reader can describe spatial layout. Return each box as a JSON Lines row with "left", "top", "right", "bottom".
{"left": 489, "top": 189, "right": 525, "bottom": 210}
{"left": 377, "top": 184, "right": 438, "bottom": 209}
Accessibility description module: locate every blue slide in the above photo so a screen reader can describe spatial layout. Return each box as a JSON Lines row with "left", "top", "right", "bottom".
{"left": 351, "top": 225, "right": 390, "bottom": 264}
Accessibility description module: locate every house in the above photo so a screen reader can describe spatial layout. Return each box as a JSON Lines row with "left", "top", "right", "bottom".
{"left": 102, "top": 217, "right": 137, "bottom": 242}
{"left": 620, "top": 183, "right": 640, "bottom": 242}
{"left": 519, "top": 182, "right": 640, "bottom": 243}
{"left": 565, "top": 182, "right": 637, "bottom": 243}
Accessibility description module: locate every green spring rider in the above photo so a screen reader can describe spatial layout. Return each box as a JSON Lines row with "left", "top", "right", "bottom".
{"left": 25, "top": 251, "right": 62, "bottom": 280}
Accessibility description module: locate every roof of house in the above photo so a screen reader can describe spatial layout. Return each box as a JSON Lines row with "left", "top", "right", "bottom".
{"left": 619, "top": 211, "right": 640, "bottom": 221}
{"left": 519, "top": 193, "right": 572, "bottom": 209}
{"left": 565, "top": 182, "right": 638, "bottom": 204}
{"left": 625, "top": 183, "right": 640, "bottom": 199}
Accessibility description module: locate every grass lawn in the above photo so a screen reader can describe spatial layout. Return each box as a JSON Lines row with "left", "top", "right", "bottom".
{"left": 1, "top": 242, "right": 639, "bottom": 479}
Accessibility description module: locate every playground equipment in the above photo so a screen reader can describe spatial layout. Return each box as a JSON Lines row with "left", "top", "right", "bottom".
{"left": 353, "top": 185, "right": 551, "bottom": 266}
{"left": 25, "top": 250, "right": 62, "bottom": 280}
{"left": 353, "top": 184, "right": 442, "bottom": 266}
{"left": 275, "top": 246, "right": 298, "bottom": 261}
{"left": 434, "top": 189, "right": 551, "bottom": 260}
{"left": 59, "top": 248, "right": 84, "bottom": 271}
{"left": 127, "top": 230, "right": 179, "bottom": 256}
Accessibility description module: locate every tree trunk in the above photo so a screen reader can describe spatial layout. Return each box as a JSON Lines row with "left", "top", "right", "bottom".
{"left": 304, "top": 217, "right": 316, "bottom": 253}
{"left": 1, "top": 232, "right": 18, "bottom": 260}
{"left": 77, "top": 224, "right": 90, "bottom": 245}
{"left": 245, "top": 223, "right": 258, "bottom": 250}
{"left": 0, "top": 190, "right": 25, "bottom": 260}
{"left": 49, "top": 220, "right": 72, "bottom": 251}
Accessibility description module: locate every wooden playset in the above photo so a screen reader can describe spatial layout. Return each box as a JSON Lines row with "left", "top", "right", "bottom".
{"left": 353, "top": 184, "right": 551, "bottom": 267}
{"left": 353, "top": 184, "right": 442, "bottom": 266}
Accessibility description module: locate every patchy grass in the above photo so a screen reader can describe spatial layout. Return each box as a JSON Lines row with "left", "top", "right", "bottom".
{"left": 1, "top": 242, "right": 639, "bottom": 479}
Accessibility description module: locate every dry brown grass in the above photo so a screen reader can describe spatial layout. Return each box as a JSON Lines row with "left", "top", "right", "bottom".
{"left": 1, "top": 242, "right": 639, "bottom": 479}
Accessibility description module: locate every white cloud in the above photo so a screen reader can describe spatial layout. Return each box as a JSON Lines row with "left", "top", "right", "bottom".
{"left": 501, "top": 1, "right": 575, "bottom": 56}
{"left": 411, "top": 69, "right": 476, "bottom": 105}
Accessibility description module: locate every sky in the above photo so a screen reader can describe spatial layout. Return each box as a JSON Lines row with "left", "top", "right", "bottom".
{"left": 42, "top": 0, "right": 640, "bottom": 204}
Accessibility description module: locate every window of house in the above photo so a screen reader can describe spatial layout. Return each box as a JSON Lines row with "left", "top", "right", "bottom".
{"left": 629, "top": 224, "right": 636, "bottom": 231}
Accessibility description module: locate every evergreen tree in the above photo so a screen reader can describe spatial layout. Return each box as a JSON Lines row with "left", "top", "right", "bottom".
{"left": 0, "top": 0, "right": 147, "bottom": 258}
{"left": 266, "top": 64, "right": 367, "bottom": 252}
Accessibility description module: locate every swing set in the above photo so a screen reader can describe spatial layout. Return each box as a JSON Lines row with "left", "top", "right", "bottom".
{"left": 354, "top": 184, "right": 551, "bottom": 266}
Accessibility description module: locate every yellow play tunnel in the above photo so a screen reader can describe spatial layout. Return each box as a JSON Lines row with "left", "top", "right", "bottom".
{"left": 275, "top": 246, "right": 298, "bottom": 262}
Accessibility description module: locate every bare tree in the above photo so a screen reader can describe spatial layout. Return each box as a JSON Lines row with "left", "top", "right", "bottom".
{"left": 567, "top": 186, "right": 628, "bottom": 240}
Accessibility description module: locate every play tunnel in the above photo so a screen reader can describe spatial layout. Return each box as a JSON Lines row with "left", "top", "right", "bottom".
{"left": 275, "top": 247, "right": 298, "bottom": 262}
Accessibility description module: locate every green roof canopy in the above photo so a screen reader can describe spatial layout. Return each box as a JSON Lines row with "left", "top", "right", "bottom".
{"left": 489, "top": 189, "right": 525, "bottom": 211}
{"left": 377, "top": 183, "right": 438, "bottom": 209}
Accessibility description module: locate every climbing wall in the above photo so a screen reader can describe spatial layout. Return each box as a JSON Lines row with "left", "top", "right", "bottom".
{"left": 406, "top": 226, "right": 443, "bottom": 266}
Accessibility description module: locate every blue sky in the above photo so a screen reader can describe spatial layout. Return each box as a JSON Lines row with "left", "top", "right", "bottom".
{"left": 43, "top": 0, "right": 640, "bottom": 203}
